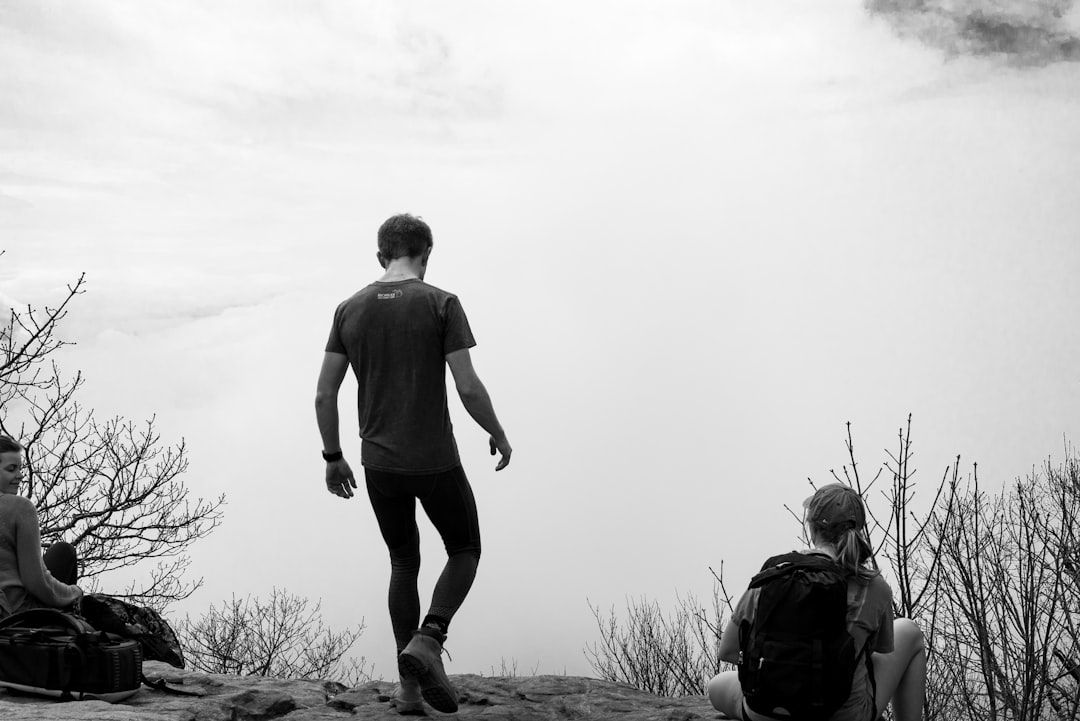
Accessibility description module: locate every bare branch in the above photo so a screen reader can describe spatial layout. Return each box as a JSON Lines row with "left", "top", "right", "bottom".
{"left": 174, "top": 588, "right": 370, "bottom": 685}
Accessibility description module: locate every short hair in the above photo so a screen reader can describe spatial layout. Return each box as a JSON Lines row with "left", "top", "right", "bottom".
{"left": 377, "top": 214, "right": 433, "bottom": 261}
{"left": 0, "top": 435, "right": 23, "bottom": 455}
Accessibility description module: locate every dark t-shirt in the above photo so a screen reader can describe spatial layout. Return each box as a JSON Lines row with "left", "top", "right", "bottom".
{"left": 325, "top": 279, "right": 476, "bottom": 473}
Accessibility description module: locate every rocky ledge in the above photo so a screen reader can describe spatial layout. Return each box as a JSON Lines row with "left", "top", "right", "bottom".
{"left": 0, "top": 661, "right": 725, "bottom": 720}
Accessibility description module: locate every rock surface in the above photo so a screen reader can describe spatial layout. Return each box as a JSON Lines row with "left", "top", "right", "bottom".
{"left": 0, "top": 661, "right": 727, "bottom": 720}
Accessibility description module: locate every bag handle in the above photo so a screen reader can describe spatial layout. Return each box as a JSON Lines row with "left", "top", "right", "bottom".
{"left": 0, "top": 608, "right": 95, "bottom": 634}
{"left": 142, "top": 674, "right": 205, "bottom": 697}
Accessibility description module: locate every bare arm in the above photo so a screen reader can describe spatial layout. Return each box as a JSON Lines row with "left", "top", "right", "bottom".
{"left": 717, "top": 618, "right": 740, "bottom": 664}
{"left": 315, "top": 352, "right": 356, "bottom": 498}
{"left": 446, "top": 348, "right": 511, "bottom": 471}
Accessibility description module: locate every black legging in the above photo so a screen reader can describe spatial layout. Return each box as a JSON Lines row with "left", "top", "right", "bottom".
{"left": 43, "top": 541, "right": 79, "bottom": 585}
{"left": 365, "top": 465, "right": 481, "bottom": 653}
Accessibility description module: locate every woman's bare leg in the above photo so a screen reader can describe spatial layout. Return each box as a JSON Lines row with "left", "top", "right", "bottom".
{"left": 872, "top": 618, "right": 926, "bottom": 721}
{"left": 707, "top": 670, "right": 744, "bottom": 719}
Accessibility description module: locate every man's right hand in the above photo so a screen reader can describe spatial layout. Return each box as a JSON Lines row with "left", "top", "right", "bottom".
{"left": 489, "top": 436, "right": 512, "bottom": 471}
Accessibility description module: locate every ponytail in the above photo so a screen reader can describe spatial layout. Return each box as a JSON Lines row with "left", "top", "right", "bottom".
{"left": 833, "top": 526, "right": 879, "bottom": 581}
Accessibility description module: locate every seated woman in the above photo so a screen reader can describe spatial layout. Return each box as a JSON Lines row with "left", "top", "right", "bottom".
{"left": 0, "top": 435, "right": 83, "bottom": 619}
{"left": 707, "top": 483, "right": 927, "bottom": 721}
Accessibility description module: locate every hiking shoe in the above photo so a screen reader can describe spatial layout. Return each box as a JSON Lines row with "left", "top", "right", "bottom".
{"left": 398, "top": 627, "right": 458, "bottom": 713}
{"left": 390, "top": 681, "right": 426, "bottom": 716}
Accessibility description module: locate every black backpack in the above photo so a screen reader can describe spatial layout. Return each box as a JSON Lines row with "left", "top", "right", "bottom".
{"left": 737, "top": 552, "right": 861, "bottom": 721}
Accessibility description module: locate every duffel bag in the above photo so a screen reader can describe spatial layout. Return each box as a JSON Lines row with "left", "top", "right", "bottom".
{"left": 80, "top": 593, "right": 186, "bottom": 668}
{"left": 0, "top": 608, "right": 142, "bottom": 702}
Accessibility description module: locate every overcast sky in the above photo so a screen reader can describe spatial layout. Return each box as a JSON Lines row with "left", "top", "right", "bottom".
{"left": 2, "top": 0, "right": 1079, "bottom": 680}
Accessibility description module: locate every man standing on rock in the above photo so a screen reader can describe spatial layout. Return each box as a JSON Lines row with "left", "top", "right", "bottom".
{"left": 315, "top": 213, "right": 512, "bottom": 714}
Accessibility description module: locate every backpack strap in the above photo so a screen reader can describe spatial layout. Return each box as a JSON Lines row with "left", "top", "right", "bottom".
{"left": 757, "top": 551, "right": 807, "bottom": 574}
{"left": 0, "top": 608, "right": 96, "bottom": 634}
{"left": 864, "top": 640, "right": 878, "bottom": 720}
{"left": 749, "top": 552, "right": 842, "bottom": 589}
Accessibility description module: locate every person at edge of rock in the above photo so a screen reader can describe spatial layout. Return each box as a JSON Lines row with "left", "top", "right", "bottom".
{"left": 0, "top": 434, "right": 83, "bottom": 620}
{"left": 707, "top": 483, "right": 928, "bottom": 721}
{"left": 315, "top": 213, "right": 512, "bottom": 715}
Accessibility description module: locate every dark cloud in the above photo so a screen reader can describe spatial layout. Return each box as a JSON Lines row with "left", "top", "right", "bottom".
{"left": 867, "top": 0, "right": 1080, "bottom": 65}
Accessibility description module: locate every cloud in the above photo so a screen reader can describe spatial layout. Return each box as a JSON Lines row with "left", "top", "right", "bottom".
{"left": 0, "top": 255, "right": 292, "bottom": 343}
{"left": 867, "top": 0, "right": 1080, "bottom": 64}
{"left": 0, "top": 1, "right": 510, "bottom": 314}
{"left": 0, "top": 191, "right": 29, "bottom": 212}
{"left": 0, "top": 0, "right": 501, "bottom": 144}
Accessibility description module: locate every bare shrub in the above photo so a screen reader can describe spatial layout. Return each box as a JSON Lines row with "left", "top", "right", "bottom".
{"left": 174, "top": 587, "right": 371, "bottom": 685}
{"left": 585, "top": 566, "right": 733, "bottom": 696}
{"left": 929, "top": 450, "right": 1080, "bottom": 721}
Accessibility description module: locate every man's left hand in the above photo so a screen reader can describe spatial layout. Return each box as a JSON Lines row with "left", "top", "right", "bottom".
{"left": 325, "top": 458, "right": 357, "bottom": 498}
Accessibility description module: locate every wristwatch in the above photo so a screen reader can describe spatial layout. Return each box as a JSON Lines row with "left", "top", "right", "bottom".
{"left": 321, "top": 450, "right": 343, "bottom": 462}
